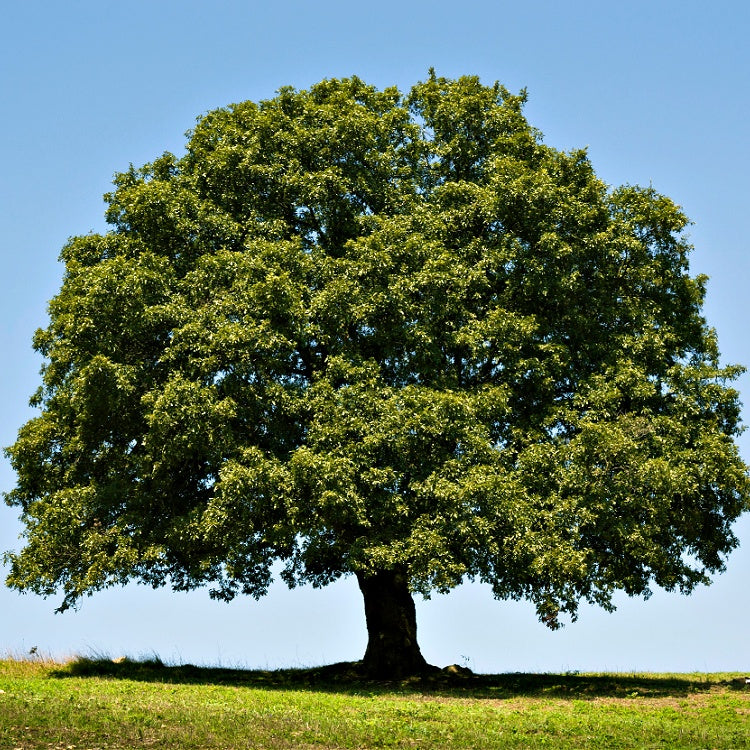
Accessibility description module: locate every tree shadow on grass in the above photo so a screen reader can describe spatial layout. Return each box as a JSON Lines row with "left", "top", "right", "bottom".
{"left": 49, "top": 657, "right": 750, "bottom": 699}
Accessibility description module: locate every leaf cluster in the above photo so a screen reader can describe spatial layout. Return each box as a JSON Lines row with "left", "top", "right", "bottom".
{"left": 6, "top": 73, "right": 749, "bottom": 624}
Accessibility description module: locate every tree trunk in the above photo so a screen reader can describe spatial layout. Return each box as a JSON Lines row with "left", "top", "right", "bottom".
{"left": 356, "top": 568, "right": 431, "bottom": 679}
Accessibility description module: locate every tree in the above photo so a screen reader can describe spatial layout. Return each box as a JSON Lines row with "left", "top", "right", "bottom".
{"left": 5, "top": 73, "right": 749, "bottom": 678}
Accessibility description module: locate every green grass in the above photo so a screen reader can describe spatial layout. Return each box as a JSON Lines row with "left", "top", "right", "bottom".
{"left": 1, "top": 657, "right": 749, "bottom": 748}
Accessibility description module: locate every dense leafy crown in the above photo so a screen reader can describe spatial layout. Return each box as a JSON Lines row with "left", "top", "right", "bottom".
{"left": 6, "top": 73, "right": 749, "bottom": 624}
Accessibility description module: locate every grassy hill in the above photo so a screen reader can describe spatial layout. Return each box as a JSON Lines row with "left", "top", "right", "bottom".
{"left": 1, "top": 657, "right": 749, "bottom": 748}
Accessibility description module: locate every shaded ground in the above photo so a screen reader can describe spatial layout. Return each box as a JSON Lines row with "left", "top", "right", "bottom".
{"left": 50, "top": 656, "right": 750, "bottom": 699}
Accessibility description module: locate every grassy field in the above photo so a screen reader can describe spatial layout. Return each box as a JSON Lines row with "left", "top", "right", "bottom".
{"left": 1, "top": 657, "right": 749, "bottom": 749}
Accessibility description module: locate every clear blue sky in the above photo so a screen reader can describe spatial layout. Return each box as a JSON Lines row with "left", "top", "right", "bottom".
{"left": 2, "top": 1, "right": 749, "bottom": 673}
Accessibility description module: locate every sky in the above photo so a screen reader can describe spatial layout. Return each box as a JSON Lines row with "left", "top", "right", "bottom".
{"left": 1, "top": 1, "right": 749, "bottom": 674}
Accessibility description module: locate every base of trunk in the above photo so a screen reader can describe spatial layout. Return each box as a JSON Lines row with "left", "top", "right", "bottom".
{"left": 356, "top": 569, "right": 432, "bottom": 679}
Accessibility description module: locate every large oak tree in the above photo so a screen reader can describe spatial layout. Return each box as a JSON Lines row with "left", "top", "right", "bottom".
{"left": 6, "top": 73, "right": 749, "bottom": 678}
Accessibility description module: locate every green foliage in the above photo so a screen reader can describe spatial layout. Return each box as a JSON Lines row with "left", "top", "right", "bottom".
{"left": 5, "top": 72, "right": 749, "bottom": 627}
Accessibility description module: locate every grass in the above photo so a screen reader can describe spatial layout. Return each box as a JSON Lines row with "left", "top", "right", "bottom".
{"left": 1, "top": 657, "right": 749, "bottom": 748}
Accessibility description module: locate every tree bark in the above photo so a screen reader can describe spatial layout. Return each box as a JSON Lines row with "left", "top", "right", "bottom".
{"left": 356, "top": 568, "right": 431, "bottom": 679}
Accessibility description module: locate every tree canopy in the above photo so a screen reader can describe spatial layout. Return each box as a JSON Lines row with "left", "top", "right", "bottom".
{"left": 6, "top": 72, "right": 749, "bottom": 677}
